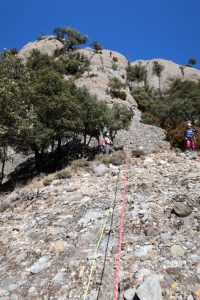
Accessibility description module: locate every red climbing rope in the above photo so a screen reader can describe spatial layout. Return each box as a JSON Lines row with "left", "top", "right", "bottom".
{"left": 113, "top": 150, "right": 129, "bottom": 300}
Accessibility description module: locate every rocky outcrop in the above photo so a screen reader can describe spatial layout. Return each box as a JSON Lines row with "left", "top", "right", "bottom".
{"left": 0, "top": 150, "right": 199, "bottom": 299}
{"left": 75, "top": 48, "right": 137, "bottom": 107}
{"left": 74, "top": 49, "right": 170, "bottom": 152}
{"left": 18, "top": 36, "right": 63, "bottom": 60}
{"left": 131, "top": 58, "right": 200, "bottom": 91}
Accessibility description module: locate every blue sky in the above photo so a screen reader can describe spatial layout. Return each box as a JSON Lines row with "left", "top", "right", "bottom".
{"left": 1, "top": 0, "right": 200, "bottom": 68}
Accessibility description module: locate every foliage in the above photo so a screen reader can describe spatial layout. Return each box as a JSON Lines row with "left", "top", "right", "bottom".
{"left": 106, "top": 104, "right": 133, "bottom": 136}
{"left": 152, "top": 61, "right": 164, "bottom": 77}
{"left": 57, "top": 52, "right": 90, "bottom": 76}
{"left": 55, "top": 167, "right": 72, "bottom": 179}
{"left": 112, "top": 63, "right": 118, "bottom": 71}
{"left": 0, "top": 45, "right": 134, "bottom": 177}
{"left": 112, "top": 57, "right": 118, "bottom": 63}
{"left": 108, "top": 78, "right": 126, "bottom": 90}
{"left": 99, "top": 151, "right": 125, "bottom": 166}
{"left": 110, "top": 90, "right": 127, "bottom": 100}
{"left": 91, "top": 41, "right": 103, "bottom": 53}
{"left": 187, "top": 57, "right": 197, "bottom": 67}
{"left": 53, "top": 26, "right": 88, "bottom": 51}
{"left": 152, "top": 61, "right": 164, "bottom": 92}
{"left": 71, "top": 158, "right": 90, "bottom": 170}
{"left": 132, "top": 81, "right": 200, "bottom": 149}
{"left": 127, "top": 63, "right": 147, "bottom": 84}
{"left": 131, "top": 149, "right": 145, "bottom": 158}
{"left": 108, "top": 78, "right": 126, "bottom": 99}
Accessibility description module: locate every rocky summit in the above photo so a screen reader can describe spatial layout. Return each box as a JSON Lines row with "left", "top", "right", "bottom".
{"left": 0, "top": 150, "right": 200, "bottom": 299}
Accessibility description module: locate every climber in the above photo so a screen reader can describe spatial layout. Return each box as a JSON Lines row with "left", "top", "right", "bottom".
{"left": 184, "top": 122, "right": 197, "bottom": 150}
{"left": 101, "top": 133, "right": 115, "bottom": 154}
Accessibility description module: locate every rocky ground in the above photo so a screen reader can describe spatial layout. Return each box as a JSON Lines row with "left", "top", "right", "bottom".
{"left": 0, "top": 150, "right": 200, "bottom": 300}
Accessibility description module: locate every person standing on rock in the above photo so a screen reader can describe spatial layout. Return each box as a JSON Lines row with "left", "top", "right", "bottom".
{"left": 104, "top": 132, "right": 115, "bottom": 154}
{"left": 184, "top": 122, "right": 197, "bottom": 150}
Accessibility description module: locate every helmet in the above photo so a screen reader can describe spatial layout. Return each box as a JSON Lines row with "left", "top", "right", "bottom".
{"left": 187, "top": 122, "right": 192, "bottom": 126}
{"left": 106, "top": 132, "right": 110, "bottom": 136}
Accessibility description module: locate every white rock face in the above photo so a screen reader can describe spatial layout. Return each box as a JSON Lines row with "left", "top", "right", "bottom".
{"left": 75, "top": 48, "right": 137, "bottom": 108}
{"left": 131, "top": 58, "right": 200, "bottom": 91}
{"left": 18, "top": 36, "right": 63, "bottom": 60}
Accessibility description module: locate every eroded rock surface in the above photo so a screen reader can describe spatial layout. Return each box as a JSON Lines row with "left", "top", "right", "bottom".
{"left": 0, "top": 150, "right": 200, "bottom": 299}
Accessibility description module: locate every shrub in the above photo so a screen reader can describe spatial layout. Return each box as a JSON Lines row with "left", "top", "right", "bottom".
{"left": 91, "top": 41, "right": 103, "bottom": 53}
{"left": 127, "top": 63, "right": 147, "bottom": 84}
{"left": 112, "top": 64, "right": 118, "bottom": 71}
{"left": 110, "top": 151, "right": 125, "bottom": 165}
{"left": 71, "top": 158, "right": 90, "bottom": 170}
{"left": 43, "top": 177, "right": 53, "bottom": 186}
{"left": 131, "top": 149, "right": 145, "bottom": 158}
{"left": 110, "top": 90, "right": 127, "bottom": 100}
{"left": 55, "top": 168, "right": 72, "bottom": 179}
{"left": 108, "top": 78, "right": 126, "bottom": 90}
{"left": 112, "top": 57, "right": 118, "bottom": 63}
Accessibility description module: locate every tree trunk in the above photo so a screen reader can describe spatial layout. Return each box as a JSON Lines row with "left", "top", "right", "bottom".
{"left": 0, "top": 147, "right": 7, "bottom": 185}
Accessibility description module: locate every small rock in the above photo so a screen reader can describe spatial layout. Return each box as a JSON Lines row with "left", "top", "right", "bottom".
{"left": 136, "top": 274, "right": 163, "bottom": 300}
{"left": 170, "top": 245, "right": 185, "bottom": 257}
{"left": 28, "top": 287, "right": 37, "bottom": 294}
{"left": 49, "top": 241, "right": 67, "bottom": 252}
{"left": 166, "top": 267, "right": 182, "bottom": 275}
{"left": 172, "top": 202, "right": 192, "bottom": 217}
{"left": 123, "top": 288, "right": 136, "bottom": 300}
{"left": 52, "top": 272, "right": 64, "bottom": 284}
{"left": 88, "top": 290, "right": 98, "bottom": 300}
{"left": 145, "top": 226, "right": 159, "bottom": 237}
{"left": 78, "top": 210, "right": 102, "bottom": 226}
{"left": 134, "top": 245, "right": 153, "bottom": 258}
{"left": 29, "top": 256, "right": 49, "bottom": 274}
{"left": 93, "top": 164, "right": 108, "bottom": 177}
{"left": 9, "top": 284, "right": 18, "bottom": 292}
{"left": 187, "top": 295, "right": 194, "bottom": 300}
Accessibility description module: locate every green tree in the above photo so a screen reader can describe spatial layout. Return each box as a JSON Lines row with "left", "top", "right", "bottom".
{"left": 106, "top": 104, "right": 133, "bottom": 137}
{"left": 152, "top": 61, "right": 164, "bottom": 92}
{"left": 53, "top": 26, "right": 88, "bottom": 51}
{"left": 187, "top": 57, "right": 197, "bottom": 67}
{"left": 57, "top": 52, "right": 90, "bottom": 76}
{"left": 127, "top": 63, "right": 147, "bottom": 85}
{"left": 91, "top": 41, "right": 103, "bottom": 53}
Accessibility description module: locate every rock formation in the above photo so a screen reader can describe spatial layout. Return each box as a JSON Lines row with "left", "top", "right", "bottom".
{"left": 131, "top": 58, "right": 200, "bottom": 91}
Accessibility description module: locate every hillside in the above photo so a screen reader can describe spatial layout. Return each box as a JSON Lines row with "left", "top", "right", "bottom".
{"left": 0, "top": 151, "right": 200, "bottom": 299}
{"left": 0, "top": 35, "right": 200, "bottom": 300}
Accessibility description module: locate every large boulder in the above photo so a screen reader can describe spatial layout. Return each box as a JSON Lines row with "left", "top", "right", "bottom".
{"left": 18, "top": 36, "right": 63, "bottom": 60}
{"left": 131, "top": 58, "right": 200, "bottom": 91}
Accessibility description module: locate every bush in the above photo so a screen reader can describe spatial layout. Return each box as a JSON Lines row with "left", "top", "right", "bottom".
{"left": 108, "top": 78, "right": 126, "bottom": 90}
{"left": 55, "top": 168, "right": 72, "bottom": 179}
{"left": 112, "top": 57, "right": 118, "bottom": 63}
{"left": 71, "top": 158, "right": 90, "bottom": 170}
{"left": 43, "top": 177, "right": 53, "bottom": 186}
{"left": 99, "top": 151, "right": 125, "bottom": 166}
{"left": 110, "top": 90, "right": 127, "bottom": 100}
{"left": 112, "top": 64, "right": 118, "bottom": 71}
{"left": 131, "top": 149, "right": 145, "bottom": 158}
{"left": 110, "top": 151, "right": 125, "bottom": 165}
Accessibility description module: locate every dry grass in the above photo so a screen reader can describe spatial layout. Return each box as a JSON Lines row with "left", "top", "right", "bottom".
{"left": 71, "top": 158, "right": 90, "bottom": 170}
{"left": 131, "top": 149, "right": 145, "bottom": 158}
{"left": 98, "top": 151, "right": 125, "bottom": 166}
{"left": 55, "top": 167, "right": 72, "bottom": 179}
